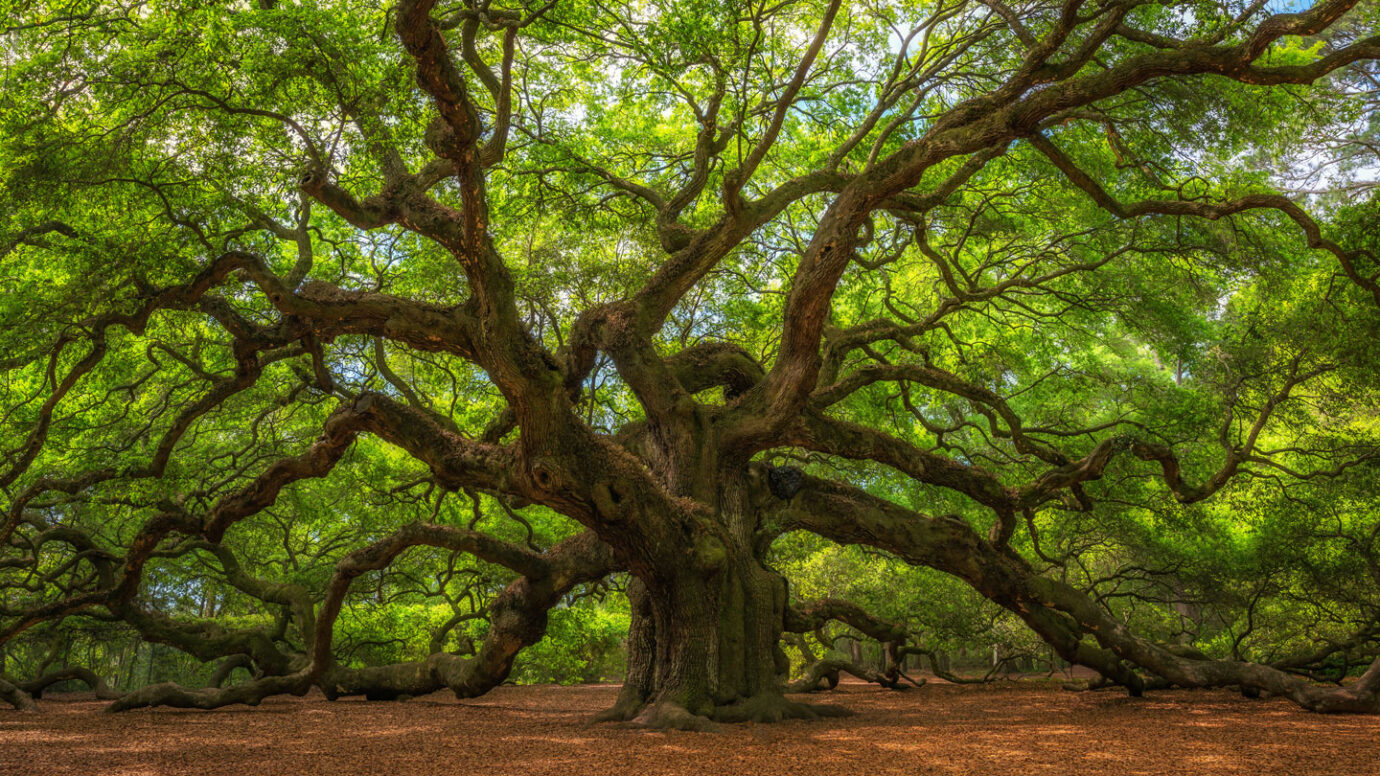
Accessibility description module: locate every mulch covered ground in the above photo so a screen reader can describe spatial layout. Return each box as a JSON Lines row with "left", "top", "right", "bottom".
{"left": 3, "top": 681, "right": 1378, "bottom": 776}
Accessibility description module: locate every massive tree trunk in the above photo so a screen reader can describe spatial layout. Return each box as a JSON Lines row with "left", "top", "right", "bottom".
{"left": 594, "top": 465, "right": 838, "bottom": 728}
{"left": 603, "top": 551, "right": 836, "bottom": 728}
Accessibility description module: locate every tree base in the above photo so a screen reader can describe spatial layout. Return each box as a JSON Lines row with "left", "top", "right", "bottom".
{"left": 595, "top": 690, "right": 852, "bottom": 730}
{"left": 633, "top": 701, "right": 720, "bottom": 731}
{"left": 712, "top": 692, "right": 851, "bottom": 724}
{"left": 590, "top": 684, "right": 650, "bottom": 724}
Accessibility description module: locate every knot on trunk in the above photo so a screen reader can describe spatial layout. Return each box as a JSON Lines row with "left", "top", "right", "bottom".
{"left": 298, "top": 164, "right": 327, "bottom": 192}
{"left": 767, "top": 465, "right": 804, "bottom": 501}
{"left": 591, "top": 480, "right": 627, "bottom": 521}
{"left": 527, "top": 457, "right": 564, "bottom": 494}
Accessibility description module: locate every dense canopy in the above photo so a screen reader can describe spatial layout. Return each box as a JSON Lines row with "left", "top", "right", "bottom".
{"left": 2, "top": 0, "right": 1380, "bottom": 728}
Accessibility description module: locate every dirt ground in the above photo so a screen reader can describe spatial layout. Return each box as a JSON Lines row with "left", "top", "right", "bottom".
{"left": 2, "top": 681, "right": 1378, "bottom": 776}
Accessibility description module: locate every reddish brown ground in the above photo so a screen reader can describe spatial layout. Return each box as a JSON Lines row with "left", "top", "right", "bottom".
{"left": 3, "top": 681, "right": 1378, "bottom": 775}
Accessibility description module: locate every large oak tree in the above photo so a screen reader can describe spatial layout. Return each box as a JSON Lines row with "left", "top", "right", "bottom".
{"left": 3, "top": 0, "right": 1380, "bottom": 727}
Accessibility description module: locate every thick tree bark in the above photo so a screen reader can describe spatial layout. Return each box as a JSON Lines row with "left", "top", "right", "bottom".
{"left": 596, "top": 578, "right": 656, "bottom": 721}
{"left": 603, "top": 552, "right": 845, "bottom": 728}
{"left": 596, "top": 470, "right": 846, "bottom": 728}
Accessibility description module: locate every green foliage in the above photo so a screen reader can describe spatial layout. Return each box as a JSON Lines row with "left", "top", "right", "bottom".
{"left": 510, "top": 602, "right": 630, "bottom": 685}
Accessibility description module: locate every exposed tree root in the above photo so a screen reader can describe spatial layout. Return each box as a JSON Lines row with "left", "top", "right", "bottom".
{"left": 629, "top": 700, "right": 720, "bottom": 731}
{"left": 713, "top": 692, "right": 851, "bottom": 723}
{"left": 601, "top": 690, "right": 853, "bottom": 730}
{"left": 1064, "top": 674, "right": 1171, "bottom": 694}
{"left": 591, "top": 684, "right": 649, "bottom": 723}
{"left": 0, "top": 676, "right": 37, "bottom": 712}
